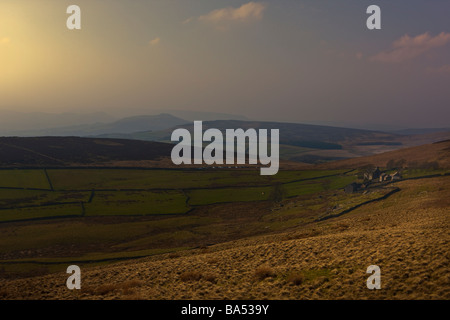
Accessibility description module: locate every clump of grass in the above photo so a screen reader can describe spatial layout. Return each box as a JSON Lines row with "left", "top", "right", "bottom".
{"left": 91, "top": 284, "right": 118, "bottom": 295}
{"left": 254, "top": 265, "right": 276, "bottom": 281}
{"left": 203, "top": 273, "right": 218, "bottom": 284}
{"left": 180, "top": 271, "right": 203, "bottom": 282}
{"left": 287, "top": 272, "right": 304, "bottom": 286}
{"left": 122, "top": 280, "right": 143, "bottom": 288}
{"left": 121, "top": 280, "right": 143, "bottom": 295}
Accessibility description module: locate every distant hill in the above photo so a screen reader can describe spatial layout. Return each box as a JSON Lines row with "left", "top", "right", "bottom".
{"left": 3, "top": 117, "right": 449, "bottom": 166}
{"left": 0, "top": 137, "right": 173, "bottom": 167}
{"left": 97, "top": 119, "right": 400, "bottom": 143}
{"left": 151, "top": 110, "right": 249, "bottom": 121}
{"left": 113, "top": 120, "right": 450, "bottom": 164}
{"left": 389, "top": 128, "right": 450, "bottom": 135}
{"left": 4, "top": 113, "right": 189, "bottom": 137}
{"left": 95, "top": 120, "right": 449, "bottom": 163}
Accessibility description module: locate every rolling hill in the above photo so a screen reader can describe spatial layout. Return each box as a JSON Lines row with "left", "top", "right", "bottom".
{"left": 2, "top": 113, "right": 189, "bottom": 137}
{"left": 0, "top": 137, "right": 173, "bottom": 167}
{"left": 94, "top": 120, "right": 450, "bottom": 163}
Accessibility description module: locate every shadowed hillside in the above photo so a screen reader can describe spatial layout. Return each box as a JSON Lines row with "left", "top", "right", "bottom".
{"left": 0, "top": 137, "right": 173, "bottom": 167}
{"left": 316, "top": 139, "right": 450, "bottom": 170}
{"left": 96, "top": 120, "right": 450, "bottom": 163}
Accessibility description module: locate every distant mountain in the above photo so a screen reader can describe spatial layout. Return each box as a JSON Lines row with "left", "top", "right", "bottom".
{"left": 3, "top": 113, "right": 189, "bottom": 137}
{"left": 0, "top": 110, "right": 116, "bottom": 135}
{"left": 97, "top": 119, "right": 400, "bottom": 144}
{"left": 151, "top": 109, "right": 249, "bottom": 121}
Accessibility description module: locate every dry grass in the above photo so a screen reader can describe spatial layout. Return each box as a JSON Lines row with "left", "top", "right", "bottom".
{"left": 253, "top": 266, "right": 276, "bottom": 281}
{"left": 180, "top": 271, "right": 203, "bottom": 282}
{"left": 0, "top": 288, "right": 10, "bottom": 298}
{"left": 83, "top": 280, "right": 143, "bottom": 296}
{"left": 287, "top": 272, "right": 304, "bottom": 286}
{"left": 203, "top": 273, "right": 218, "bottom": 284}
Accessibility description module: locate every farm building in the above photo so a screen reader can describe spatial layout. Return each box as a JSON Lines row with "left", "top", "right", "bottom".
{"left": 364, "top": 167, "right": 381, "bottom": 181}
{"left": 344, "top": 182, "right": 361, "bottom": 194}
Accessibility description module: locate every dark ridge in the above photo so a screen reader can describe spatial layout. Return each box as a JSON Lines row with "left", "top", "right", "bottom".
{"left": 0, "top": 136, "right": 172, "bottom": 167}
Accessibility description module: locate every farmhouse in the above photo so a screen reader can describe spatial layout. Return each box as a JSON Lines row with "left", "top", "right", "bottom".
{"left": 379, "top": 171, "right": 402, "bottom": 182}
{"left": 364, "top": 167, "right": 381, "bottom": 181}
{"left": 344, "top": 182, "right": 361, "bottom": 194}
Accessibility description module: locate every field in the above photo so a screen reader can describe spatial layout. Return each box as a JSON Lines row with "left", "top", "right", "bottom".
{"left": 0, "top": 167, "right": 374, "bottom": 276}
{"left": 0, "top": 175, "right": 448, "bottom": 300}
{"left": 0, "top": 168, "right": 350, "bottom": 221}
{"left": 0, "top": 163, "right": 448, "bottom": 299}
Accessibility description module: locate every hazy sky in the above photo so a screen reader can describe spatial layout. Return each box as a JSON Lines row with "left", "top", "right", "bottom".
{"left": 1, "top": 0, "right": 450, "bottom": 128}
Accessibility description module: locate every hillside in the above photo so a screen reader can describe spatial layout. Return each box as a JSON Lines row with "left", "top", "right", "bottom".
{"left": 3, "top": 116, "right": 449, "bottom": 165}
{"left": 0, "top": 136, "right": 448, "bottom": 300}
{"left": 1, "top": 175, "right": 448, "bottom": 299}
{"left": 315, "top": 139, "right": 450, "bottom": 169}
{"left": 96, "top": 120, "right": 450, "bottom": 163}
{"left": 0, "top": 137, "right": 173, "bottom": 167}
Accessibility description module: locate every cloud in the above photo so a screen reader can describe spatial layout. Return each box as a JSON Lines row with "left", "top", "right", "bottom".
{"left": 186, "top": 2, "right": 267, "bottom": 26}
{"left": 149, "top": 37, "right": 160, "bottom": 46}
{"left": 370, "top": 32, "right": 450, "bottom": 63}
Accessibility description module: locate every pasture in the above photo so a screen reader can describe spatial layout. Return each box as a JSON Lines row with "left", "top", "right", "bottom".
{"left": 1, "top": 167, "right": 445, "bottom": 278}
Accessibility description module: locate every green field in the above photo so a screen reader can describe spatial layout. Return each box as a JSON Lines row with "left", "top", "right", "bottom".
{"left": 188, "top": 186, "right": 272, "bottom": 205}
{"left": 0, "top": 169, "right": 50, "bottom": 189}
{"left": 2, "top": 167, "right": 441, "bottom": 278}
{"left": 85, "top": 190, "right": 190, "bottom": 216}
{"left": 0, "top": 169, "right": 358, "bottom": 221}
{"left": 46, "top": 169, "right": 346, "bottom": 190}
{"left": 0, "top": 189, "right": 90, "bottom": 208}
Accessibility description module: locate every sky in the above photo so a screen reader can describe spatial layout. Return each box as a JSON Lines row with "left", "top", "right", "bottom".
{"left": 1, "top": 0, "right": 450, "bottom": 129}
